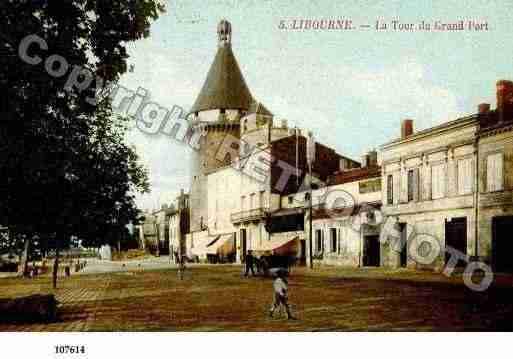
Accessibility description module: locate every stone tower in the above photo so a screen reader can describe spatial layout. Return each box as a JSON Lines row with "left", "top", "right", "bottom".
{"left": 189, "top": 20, "right": 255, "bottom": 233}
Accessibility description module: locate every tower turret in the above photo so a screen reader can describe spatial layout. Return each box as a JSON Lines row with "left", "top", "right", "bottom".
{"left": 189, "top": 20, "right": 252, "bottom": 232}
{"left": 217, "top": 19, "right": 232, "bottom": 47}
{"left": 190, "top": 20, "right": 253, "bottom": 118}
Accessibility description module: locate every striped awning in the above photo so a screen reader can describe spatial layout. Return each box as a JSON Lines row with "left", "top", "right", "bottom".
{"left": 255, "top": 236, "right": 299, "bottom": 256}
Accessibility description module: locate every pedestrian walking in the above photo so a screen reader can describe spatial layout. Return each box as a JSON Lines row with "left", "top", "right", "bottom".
{"left": 244, "top": 250, "right": 255, "bottom": 277}
{"left": 269, "top": 268, "right": 296, "bottom": 320}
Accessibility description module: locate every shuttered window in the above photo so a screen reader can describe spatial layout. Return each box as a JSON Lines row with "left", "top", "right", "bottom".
{"left": 457, "top": 158, "right": 473, "bottom": 195}
{"left": 393, "top": 173, "right": 400, "bottom": 204}
{"left": 387, "top": 174, "right": 394, "bottom": 205}
{"left": 413, "top": 168, "right": 420, "bottom": 201}
{"left": 431, "top": 164, "right": 445, "bottom": 199}
{"left": 409, "top": 170, "right": 414, "bottom": 201}
{"left": 400, "top": 170, "right": 408, "bottom": 203}
{"left": 315, "top": 229, "right": 323, "bottom": 253}
{"left": 487, "top": 153, "right": 504, "bottom": 192}
{"left": 407, "top": 169, "right": 420, "bottom": 201}
{"left": 330, "top": 228, "right": 337, "bottom": 253}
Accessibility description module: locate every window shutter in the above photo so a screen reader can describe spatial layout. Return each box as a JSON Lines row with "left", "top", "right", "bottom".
{"left": 400, "top": 170, "right": 408, "bottom": 203}
{"left": 393, "top": 173, "right": 400, "bottom": 205}
{"left": 423, "top": 165, "right": 431, "bottom": 200}
{"left": 496, "top": 153, "right": 504, "bottom": 191}
{"left": 413, "top": 168, "right": 420, "bottom": 202}
{"left": 487, "top": 153, "right": 503, "bottom": 192}
{"left": 432, "top": 164, "right": 445, "bottom": 199}
{"left": 465, "top": 159, "right": 472, "bottom": 194}
{"left": 387, "top": 174, "right": 394, "bottom": 205}
{"left": 458, "top": 159, "right": 472, "bottom": 195}
{"left": 487, "top": 155, "right": 495, "bottom": 192}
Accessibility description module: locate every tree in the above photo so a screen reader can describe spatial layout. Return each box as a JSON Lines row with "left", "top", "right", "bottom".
{"left": 0, "top": 0, "right": 163, "bottom": 287}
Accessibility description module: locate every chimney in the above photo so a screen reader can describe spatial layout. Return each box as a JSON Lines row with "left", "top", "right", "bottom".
{"left": 361, "top": 150, "right": 378, "bottom": 167}
{"left": 478, "top": 103, "right": 490, "bottom": 114}
{"left": 367, "top": 150, "right": 378, "bottom": 167}
{"left": 401, "top": 119, "right": 414, "bottom": 139}
{"left": 496, "top": 80, "right": 513, "bottom": 112}
{"left": 361, "top": 153, "right": 370, "bottom": 167}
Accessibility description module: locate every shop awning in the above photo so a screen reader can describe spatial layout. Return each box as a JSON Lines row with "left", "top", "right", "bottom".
{"left": 217, "top": 234, "right": 236, "bottom": 256}
{"left": 206, "top": 233, "right": 235, "bottom": 255}
{"left": 255, "top": 236, "right": 299, "bottom": 256}
{"left": 206, "top": 235, "right": 221, "bottom": 247}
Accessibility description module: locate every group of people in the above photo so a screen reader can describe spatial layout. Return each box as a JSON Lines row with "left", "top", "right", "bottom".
{"left": 243, "top": 250, "right": 264, "bottom": 277}
{"left": 244, "top": 250, "right": 296, "bottom": 320}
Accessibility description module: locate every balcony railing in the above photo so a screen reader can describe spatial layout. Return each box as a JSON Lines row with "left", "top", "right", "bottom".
{"left": 230, "top": 207, "right": 268, "bottom": 223}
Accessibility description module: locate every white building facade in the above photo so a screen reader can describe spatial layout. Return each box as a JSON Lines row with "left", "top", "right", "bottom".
{"left": 381, "top": 118, "right": 478, "bottom": 270}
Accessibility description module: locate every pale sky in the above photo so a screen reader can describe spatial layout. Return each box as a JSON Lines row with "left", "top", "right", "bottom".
{"left": 120, "top": 0, "right": 513, "bottom": 210}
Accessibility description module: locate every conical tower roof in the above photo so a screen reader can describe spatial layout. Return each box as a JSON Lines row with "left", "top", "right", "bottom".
{"left": 190, "top": 20, "right": 254, "bottom": 114}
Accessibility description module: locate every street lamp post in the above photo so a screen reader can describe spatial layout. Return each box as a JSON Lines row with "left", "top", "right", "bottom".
{"left": 306, "top": 131, "right": 315, "bottom": 270}
{"left": 115, "top": 202, "right": 121, "bottom": 253}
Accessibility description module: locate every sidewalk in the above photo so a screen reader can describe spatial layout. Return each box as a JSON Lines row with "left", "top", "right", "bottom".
{"left": 79, "top": 256, "right": 177, "bottom": 274}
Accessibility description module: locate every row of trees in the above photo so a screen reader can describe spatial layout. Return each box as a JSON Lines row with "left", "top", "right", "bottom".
{"left": 0, "top": 0, "right": 165, "bottom": 287}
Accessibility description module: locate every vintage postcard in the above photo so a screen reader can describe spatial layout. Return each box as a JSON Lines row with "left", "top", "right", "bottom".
{"left": 1, "top": 0, "right": 512, "bottom": 357}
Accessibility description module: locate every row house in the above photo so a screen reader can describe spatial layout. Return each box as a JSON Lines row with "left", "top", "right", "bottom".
{"left": 381, "top": 117, "right": 478, "bottom": 270}
{"left": 282, "top": 152, "right": 381, "bottom": 267}
{"left": 168, "top": 190, "right": 190, "bottom": 262}
{"left": 231, "top": 132, "right": 357, "bottom": 264}
{"left": 476, "top": 80, "right": 513, "bottom": 272}
{"left": 137, "top": 211, "right": 157, "bottom": 252}
{"left": 380, "top": 80, "right": 513, "bottom": 273}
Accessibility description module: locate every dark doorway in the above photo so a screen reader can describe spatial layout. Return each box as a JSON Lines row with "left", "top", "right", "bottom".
{"left": 492, "top": 216, "right": 513, "bottom": 273}
{"left": 363, "top": 235, "right": 380, "bottom": 267}
{"left": 300, "top": 240, "right": 306, "bottom": 266}
{"left": 399, "top": 223, "right": 407, "bottom": 267}
{"left": 445, "top": 217, "right": 467, "bottom": 265}
{"left": 240, "top": 228, "right": 247, "bottom": 260}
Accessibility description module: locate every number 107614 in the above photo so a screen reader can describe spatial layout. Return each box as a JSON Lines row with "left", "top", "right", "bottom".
{"left": 54, "top": 345, "right": 86, "bottom": 354}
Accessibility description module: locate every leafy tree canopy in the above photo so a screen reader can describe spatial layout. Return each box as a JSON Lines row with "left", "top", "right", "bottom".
{"left": 0, "top": 0, "right": 163, "bottom": 251}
